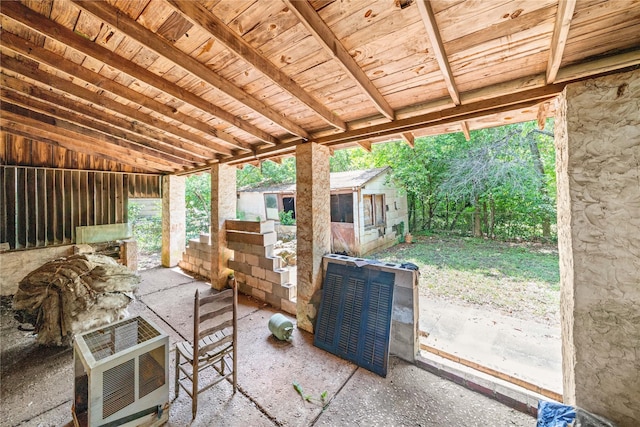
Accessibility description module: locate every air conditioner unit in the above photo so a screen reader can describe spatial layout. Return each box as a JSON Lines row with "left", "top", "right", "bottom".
{"left": 72, "top": 316, "right": 169, "bottom": 427}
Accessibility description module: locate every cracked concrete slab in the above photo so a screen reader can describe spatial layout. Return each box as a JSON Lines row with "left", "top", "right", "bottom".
{"left": 1, "top": 267, "right": 537, "bottom": 426}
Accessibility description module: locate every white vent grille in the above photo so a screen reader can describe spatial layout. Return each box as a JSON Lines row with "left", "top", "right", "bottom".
{"left": 139, "top": 347, "right": 166, "bottom": 399}
{"left": 82, "top": 317, "right": 160, "bottom": 361}
{"left": 73, "top": 316, "right": 169, "bottom": 426}
{"left": 103, "top": 359, "right": 135, "bottom": 418}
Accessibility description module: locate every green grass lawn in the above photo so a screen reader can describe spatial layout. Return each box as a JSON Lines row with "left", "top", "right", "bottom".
{"left": 369, "top": 233, "right": 561, "bottom": 324}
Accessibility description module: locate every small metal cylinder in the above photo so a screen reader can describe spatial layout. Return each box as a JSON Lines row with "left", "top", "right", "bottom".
{"left": 268, "top": 313, "right": 294, "bottom": 341}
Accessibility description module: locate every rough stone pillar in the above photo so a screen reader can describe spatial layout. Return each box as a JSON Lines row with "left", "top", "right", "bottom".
{"left": 296, "top": 143, "right": 331, "bottom": 333}
{"left": 556, "top": 68, "right": 639, "bottom": 426}
{"left": 161, "top": 175, "right": 185, "bottom": 267}
{"left": 211, "top": 164, "right": 236, "bottom": 290}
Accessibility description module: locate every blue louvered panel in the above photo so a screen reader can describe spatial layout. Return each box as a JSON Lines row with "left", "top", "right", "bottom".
{"left": 314, "top": 262, "right": 395, "bottom": 377}
{"left": 359, "top": 272, "right": 394, "bottom": 376}
{"left": 314, "top": 269, "right": 344, "bottom": 352}
{"left": 337, "top": 275, "right": 365, "bottom": 359}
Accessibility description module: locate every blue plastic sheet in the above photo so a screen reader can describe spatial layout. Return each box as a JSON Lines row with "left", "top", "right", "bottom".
{"left": 537, "top": 400, "right": 576, "bottom": 427}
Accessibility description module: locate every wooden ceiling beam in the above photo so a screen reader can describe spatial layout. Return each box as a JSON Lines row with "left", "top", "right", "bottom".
{"left": 460, "top": 121, "right": 471, "bottom": 141}
{"left": 0, "top": 54, "right": 229, "bottom": 161}
{"left": 0, "top": 74, "right": 212, "bottom": 162}
{"left": 357, "top": 140, "right": 372, "bottom": 152}
{"left": 0, "top": 2, "right": 279, "bottom": 148}
{"left": 71, "top": 0, "right": 309, "bottom": 140}
{"left": 283, "top": 0, "right": 395, "bottom": 121}
{"left": 167, "top": 0, "right": 347, "bottom": 132}
{"left": 221, "top": 83, "right": 563, "bottom": 165}
{"left": 417, "top": 0, "right": 460, "bottom": 105}
{"left": 554, "top": 49, "right": 640, "bottom": 83}
{"left": 314, "top": 84, "right": 562, "bottom": 146}
{"left": 546, "top": 0, "right": 577, "bottom": 84}
{"left": 0, "top": 111, "right": 175, "bottom": 173}
{"left": 0, "top": 30, "right": 245, "bottom": 155}
{"left": 1, "top": 102, "right": 183, "bottom": 171}
{"left": 0, "top": 1, "right": 277, "bottom": 147}
{"left": 401, "top": 132, "right": 415, "bottom": 148}
{"left": 2, "top": 122, "right": 166, "bottom": 173}
{"left": 0, "top": 84, "right": 200, "bottom": 167}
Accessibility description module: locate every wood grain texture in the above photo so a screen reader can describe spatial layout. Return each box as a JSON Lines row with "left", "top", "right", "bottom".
{"left": 0, "top": 0, "right": 637, "bottom": 170}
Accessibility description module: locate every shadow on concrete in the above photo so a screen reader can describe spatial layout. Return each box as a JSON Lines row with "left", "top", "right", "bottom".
{"left": 1, "top": 267, "right": 536, "bottom": 426}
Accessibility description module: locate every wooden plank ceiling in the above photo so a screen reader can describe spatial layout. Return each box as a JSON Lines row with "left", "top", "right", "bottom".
{"left": 1, "top": 0, "right": 639, "bottom": 174}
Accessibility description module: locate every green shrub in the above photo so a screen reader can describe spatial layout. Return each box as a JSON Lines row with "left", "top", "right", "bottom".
{"left": 279, "top": 210, "right": 295, "bottom": 225}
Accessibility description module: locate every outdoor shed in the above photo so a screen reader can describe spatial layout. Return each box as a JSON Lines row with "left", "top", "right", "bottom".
{"left": 237, "top": 167, "right": 409, "bottom": 255}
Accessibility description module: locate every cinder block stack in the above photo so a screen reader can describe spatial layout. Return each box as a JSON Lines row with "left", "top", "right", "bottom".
{"left": 226, "top": 220, "right": 297, "bottom": 315}
{"left": 178, "top": 220, "right": 297, "bottom": 315}
{"left": 178, "top": 233, "right": 212, "bottom": 278}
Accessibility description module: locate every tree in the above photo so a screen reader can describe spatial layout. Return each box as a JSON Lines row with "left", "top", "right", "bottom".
{"left": 237, "top": 157, "right": 297, "bottom": 188}
{"left": 185, "top": 173, "right": 211, "bottom": 241}
{"left": 439, "top": 121, "right": 556, "bottom": 239}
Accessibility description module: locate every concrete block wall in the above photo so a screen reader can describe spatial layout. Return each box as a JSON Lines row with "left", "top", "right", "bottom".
{"left": 178, "top": 233, "right": 213, "bottom": 279}
{"left": 179, "top": 220, "right": 297, "bottom": 315}
{"left": 226, "top": 220, "right": 297, "bottom": 315}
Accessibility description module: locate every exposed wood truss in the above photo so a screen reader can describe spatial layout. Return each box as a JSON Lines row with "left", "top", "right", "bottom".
{"left": 1, "top": 0, "right": 639, "bottom": 174}
{"left": 417, "top": 0, "right": 459, "bottom": 105}
{"left": 401, "top": 133, "right": 415, "bottom": 148}
{"left": 547, "top": 0, "right": 577, "bottom": 83}
{"left": 284, "top": 0, "right": 395, "bottom": 121}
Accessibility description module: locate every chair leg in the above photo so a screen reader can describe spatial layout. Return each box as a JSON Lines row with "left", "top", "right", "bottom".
{"left": 192, "top": 362, "right": 198, "bottom": 419}
{"left": 174, "top": 351, "right": 180, "bottom": 399}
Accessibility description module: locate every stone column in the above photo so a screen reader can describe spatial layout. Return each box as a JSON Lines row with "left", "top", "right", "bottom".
{"left": 211, "top": 164, "right": 236, "bottom": 290}
{"left": 556, "top": 68, "right": 639, "bottom": 426}
{"left": 161, "top": 175, "right": 185, "bottom": 267}
{"left": 296, "top": 143, "right": 331, "bottom": 333}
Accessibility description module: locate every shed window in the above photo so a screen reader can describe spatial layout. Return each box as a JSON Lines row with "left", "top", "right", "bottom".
{"left": 331, "top": 193, "right": 354, "bottom": 223}
{"left": 363, "top": 194, "right": 385, "bottom": 227}
{"left": 264, "top": 193, "right": 279, "bottom": 220}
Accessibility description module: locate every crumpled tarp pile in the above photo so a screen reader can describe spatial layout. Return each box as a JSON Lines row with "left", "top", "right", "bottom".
{"left": 12, "top": 254, "right": 139, "bottom": 346}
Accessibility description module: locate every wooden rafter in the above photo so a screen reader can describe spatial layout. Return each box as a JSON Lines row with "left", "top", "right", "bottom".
{"left": 417, "top": 0, "right": 460, "bottom": 105}
{"left": 0, "top": 53, "right": 229, "bottom": 160}
{"left": 460, "top": 121, "right": 471, "bottom": 141}
{"left": 0, "top": 31, "right": 245, "bottom": 155}
{"left": 0, "top": 1, "right": 276, "bottom": 147}
{"left": 0, "top": 84, "right": 199, "bottom": 167}
{"left": 0, "top": 75, "right": 212, "bottom": 162}
{"left": 554, "top": 49, "right": 640, "bottom": 83}
{"left": 1, "top": 105, "right": 176, "bottom": 172}
{"left": 71, "top": 0, "right": 310, "bottom": 139}
{"left": 166, "top": 0, "right": 346, "bottom": 132}
{"left": 401, "top": 132, "right": 415, "bottom": 148}
{"left": 547, "top": 0, "right": 577, "bottom": 84}
{"left": 283, "top": 0, "right": 395, "bottom": 121}
{"left": 357, "top": 140, "right": 372, "bottom": 152}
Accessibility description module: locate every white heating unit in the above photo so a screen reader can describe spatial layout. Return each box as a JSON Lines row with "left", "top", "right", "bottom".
{"left": 72, "top": 315, "right": 169, "bottom": 426}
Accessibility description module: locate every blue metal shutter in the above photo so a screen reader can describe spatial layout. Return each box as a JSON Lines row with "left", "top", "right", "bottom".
{"left": 314, "top": 262, "right": 395, "bottom": 376}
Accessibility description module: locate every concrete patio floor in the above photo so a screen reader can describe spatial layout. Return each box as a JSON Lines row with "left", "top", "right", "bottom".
{"left": 1, "top": 267, "right": 536, "bottom": 426}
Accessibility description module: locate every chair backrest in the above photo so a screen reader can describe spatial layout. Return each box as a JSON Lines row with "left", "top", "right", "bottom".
{"left": 193, "top": 287, "right": 237, "bottom": 361}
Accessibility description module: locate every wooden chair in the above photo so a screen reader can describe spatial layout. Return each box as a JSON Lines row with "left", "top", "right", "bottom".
{"left": 174, "top": 285, "right": 237, "bottom": 419}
